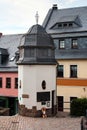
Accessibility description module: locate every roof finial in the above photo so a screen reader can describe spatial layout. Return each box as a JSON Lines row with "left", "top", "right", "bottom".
{"left": 35, "top": 11, "right": 39, "bottom": 24}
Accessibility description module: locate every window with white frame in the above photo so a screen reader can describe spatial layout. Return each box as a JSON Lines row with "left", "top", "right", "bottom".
{"left": 70, "top": 65, "right": 77, "bottom": 78}
{"left": 72, "top": 39, "right": 78, "bottom": 49}
{"left": 59, "top": 40, "right": 65, "bottom": 49}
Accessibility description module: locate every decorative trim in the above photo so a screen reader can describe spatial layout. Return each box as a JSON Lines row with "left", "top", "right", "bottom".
{"left": 57, "top": 78, "right": 87, "bottom": 86}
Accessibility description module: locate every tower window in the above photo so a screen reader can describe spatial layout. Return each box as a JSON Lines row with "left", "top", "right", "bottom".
{"left": 42, "top": 80, "right": 46, "bottom": 90}
{"left": 25, "top": 48, "right": 35, "bottom": 57}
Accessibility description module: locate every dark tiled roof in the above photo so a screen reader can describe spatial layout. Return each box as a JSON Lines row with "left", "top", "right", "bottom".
{"left": 57, "top": 15, "right": 77, "bottom": 23}
{"left": 0, "top": 34, "right": 23, "bottom": 71}
{"left": 55, "top": 49, "right": 87, "bottom": 60}
{"left": 18, "top": 24, "right": 56, "bottom": 65}
{"left": 20, "top": 24, "right": 54, "bottom": 47}
{"left": 43, "top": 5, "right": 87, "bottom": 60}
{"left": 43, "top": 6, "right": 87, "bottom": 34}
{"left": 0, "top": 48, "right": 8, "bottom": 55}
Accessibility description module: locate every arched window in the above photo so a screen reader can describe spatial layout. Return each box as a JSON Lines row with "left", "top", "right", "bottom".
{"left": 42, "top": 80, "right": 46, "bottom": 90}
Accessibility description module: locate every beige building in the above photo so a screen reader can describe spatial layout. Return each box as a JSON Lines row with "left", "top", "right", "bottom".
{"left": 43, "top": 5, "right": 87, "bottom": 112}
{"left": 56, "top": 60, "right": 87, "bottom": 112}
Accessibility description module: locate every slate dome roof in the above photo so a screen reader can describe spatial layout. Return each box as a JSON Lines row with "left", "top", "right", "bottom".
{"left": 20, "top": 24, "right": 54, "bottom": 47}
{"left": 17, "top": 24, "right": 56, "bottom": 65}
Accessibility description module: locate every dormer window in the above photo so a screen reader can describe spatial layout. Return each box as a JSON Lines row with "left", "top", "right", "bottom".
{"left": 58, "top": 24, "right": 62, "bottom": 28}
{"left": 50, "top": 15, "right": 82, "bottom": 30}
{"left": 58, "top": 23, "right": 73, "bottom": 28}
{"left": 63, "top": 23, "right": 67, "bottom": 28}
{"left": 51, "top": 22, "right": 74, "bottom": 29}
{"left": 69, "top": 23, "right": 73, "bottom": 27}
{"left": 0, "top": 48, "right": 9, "bottom": 65}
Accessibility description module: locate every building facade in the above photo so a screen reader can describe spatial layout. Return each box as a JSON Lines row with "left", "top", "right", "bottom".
{"left": 0, "top": 5, "right": 87, "bottom": 115}
{"left": 43, "top": 5, "right": 87, "bottom": 112}
{"left": 0, "top": 34, "right": 22, "bottom": 115}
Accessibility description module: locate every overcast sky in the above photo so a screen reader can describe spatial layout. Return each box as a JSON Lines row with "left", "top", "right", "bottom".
{"left": 0, "top": 0, "right": 87, "bottom": 34}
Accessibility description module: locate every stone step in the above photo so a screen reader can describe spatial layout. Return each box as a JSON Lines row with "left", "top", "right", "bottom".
{"left": 56, "top": 111, "right": 70, "bottom": 117}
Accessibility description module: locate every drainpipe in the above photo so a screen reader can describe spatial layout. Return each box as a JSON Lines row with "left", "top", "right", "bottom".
{"left": 0, "top": 53, "right": 1, "bottom": 64}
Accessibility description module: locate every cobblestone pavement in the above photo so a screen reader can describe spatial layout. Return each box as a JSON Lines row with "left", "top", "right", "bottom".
{"left": 0, "top": 115, "right": 81, "bottom": 130}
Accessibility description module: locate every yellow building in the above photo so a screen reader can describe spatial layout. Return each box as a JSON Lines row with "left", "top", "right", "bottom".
{"left": 56, "top": 60, "right": 87, "bottom": 112}
{"left": 43, "top": 5, "right": 87, "bottom": 112}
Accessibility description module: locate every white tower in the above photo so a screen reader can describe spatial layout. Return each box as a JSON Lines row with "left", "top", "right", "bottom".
{"left": 17, "top": 24, "right": 57, "bottom": 117}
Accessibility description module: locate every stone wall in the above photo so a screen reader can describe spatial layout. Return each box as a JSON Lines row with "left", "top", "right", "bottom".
{"left": 18, "top": 104, "right": 57, "bottom": 117}
{"left": 0, "top": 108, "right": 10, "bottom": 116}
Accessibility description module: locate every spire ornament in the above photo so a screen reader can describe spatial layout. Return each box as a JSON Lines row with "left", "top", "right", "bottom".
{"left": 35, "top": 11, "right": 39, "bottom": 24}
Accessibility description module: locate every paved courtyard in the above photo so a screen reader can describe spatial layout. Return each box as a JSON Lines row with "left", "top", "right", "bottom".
{"left": 0, "top": 115, "right": 81, "bottom": 130}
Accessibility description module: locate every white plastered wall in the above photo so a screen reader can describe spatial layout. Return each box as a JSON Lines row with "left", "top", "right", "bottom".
{"left": 18, "top": 65, "right": 56, "bottom": 110}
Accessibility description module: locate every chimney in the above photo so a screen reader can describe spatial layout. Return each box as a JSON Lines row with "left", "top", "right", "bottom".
{"left": 0, "top": 33, "right": 2, "bottom": 37}
{"left": 52, "top": 4, "right": 58, "bottom": 10}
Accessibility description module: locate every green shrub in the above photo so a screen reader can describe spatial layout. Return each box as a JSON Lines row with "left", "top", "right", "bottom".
{"left": 70, "top": 98, "right": 87, "bottom": 116}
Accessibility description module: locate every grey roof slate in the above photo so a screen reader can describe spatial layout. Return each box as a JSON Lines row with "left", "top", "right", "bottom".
{"left": 0, "top": 34, "right": 23, "bottom": 71}
{"left": 20, "top": 24, "right": 54, "bottom": 47}
{"left": 18, "top": 24, "right": 56, "bottom": 65}
{"left": 43, "top": 6, "right": 87, "bottom": 34}
{"left": 53, "top": 15, "right": 77, "bottom": 23}
{"left": 43, "top": 5, "right": 87, "bottom": 60}
{"left": 55, "top": 49, "right": 87, "bottom": 60}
